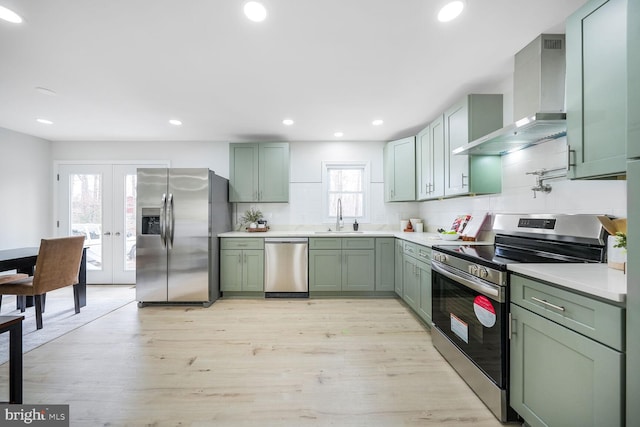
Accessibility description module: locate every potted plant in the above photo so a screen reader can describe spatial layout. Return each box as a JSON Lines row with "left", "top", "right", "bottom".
{"left": 241, "top": 208, "right": 263, "bottom": 230}
{"left": 614, "top": 231, "right": 627, "bottom": 250}
{"left": 608, "top": 231, "right": 627, "bottom": 272}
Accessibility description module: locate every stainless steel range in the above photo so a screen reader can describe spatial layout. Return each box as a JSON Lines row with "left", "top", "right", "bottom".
{"left": 430, "top": 214, "right": 608, "bottom": 422}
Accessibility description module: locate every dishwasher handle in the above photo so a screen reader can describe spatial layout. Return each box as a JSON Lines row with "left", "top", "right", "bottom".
{"left": 264, "top": 238, "right": 309, "bottom": 244}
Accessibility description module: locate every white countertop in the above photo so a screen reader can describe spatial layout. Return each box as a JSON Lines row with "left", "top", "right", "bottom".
{"left": 218, "top": 230, "right": 493, "bottom": 248}
{"left": 508, "top": 263, "right": 627, "bottom": 303}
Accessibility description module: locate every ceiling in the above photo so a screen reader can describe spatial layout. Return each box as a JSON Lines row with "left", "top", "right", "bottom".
{"left": 0, "top": 0, "right": 587, "bottom": 143}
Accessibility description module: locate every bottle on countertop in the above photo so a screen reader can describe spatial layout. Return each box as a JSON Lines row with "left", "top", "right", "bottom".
{"left": 353, "top": 219, "right": 359, "bottom": 231}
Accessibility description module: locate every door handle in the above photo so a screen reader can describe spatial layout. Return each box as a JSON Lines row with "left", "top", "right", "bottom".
{"left": 509, "top": 312, "right": 515, "bottom": 339}
{"left": 531, "top": 296, "right": 565, "bottom": 312}
{"left": 167, "top": 193, "right": 174, "bottom": 249}
{"left": 160, "top": 193, "right": 167, "bottom": 248}
{"left": 115, "top": 232, "right": 121, "bottom": 236}
{"left": 103, "top": 232, "right": 111, "bottom": 236}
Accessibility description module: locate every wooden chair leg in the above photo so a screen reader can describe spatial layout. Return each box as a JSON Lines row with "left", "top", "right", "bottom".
{"left": 34, "top": 294, "right": 44, "bottom": 329}
{"left": 40, "top": 293, "right": 46, "bottom": 313}
{"left": 73, "top": 284, "right": 81, "bottom": 314}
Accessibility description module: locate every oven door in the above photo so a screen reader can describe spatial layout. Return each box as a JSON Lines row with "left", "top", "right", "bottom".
{"left": 431, "top": 260, "right": 508, "bottom": 388}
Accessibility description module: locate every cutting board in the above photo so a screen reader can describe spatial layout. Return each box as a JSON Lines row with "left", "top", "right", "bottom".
{"left": 461, "top": 212, "right": 488, "bottom": 241}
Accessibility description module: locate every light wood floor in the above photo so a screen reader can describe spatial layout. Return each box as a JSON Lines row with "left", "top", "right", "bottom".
{"left": 6, "top": 295, "right": 509, "bottom": 426}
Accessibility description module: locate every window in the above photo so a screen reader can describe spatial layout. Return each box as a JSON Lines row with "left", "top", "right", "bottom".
{"left": 322, "top": 161, "right": 370, "bottom": 223}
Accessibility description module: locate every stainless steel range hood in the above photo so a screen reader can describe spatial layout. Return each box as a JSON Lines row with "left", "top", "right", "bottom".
{"left": 455, "top": 34, "right": 566, "bottom": 156}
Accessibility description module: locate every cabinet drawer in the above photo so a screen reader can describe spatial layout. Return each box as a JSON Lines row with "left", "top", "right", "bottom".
{"left": 309, "top": 238, "right": 341, "bottom": 250}
{"left": 342, "top": 238, "right": 375, "bottom": 250}
{"left": 221, "top": 238, "right": 264, "bottom": 250}
{"left": 403, "top": 241, "right": 418, "bottom": 257}
{"left": 415, "top": 245, "right": 431, "bottom": 263}
{"left": 511, "top": 274, "right": 624, "bottom": 351}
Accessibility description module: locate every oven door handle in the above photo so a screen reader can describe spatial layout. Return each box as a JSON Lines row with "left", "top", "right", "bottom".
{"left": 432, "top": 261, "right": 505, "bottom": 303}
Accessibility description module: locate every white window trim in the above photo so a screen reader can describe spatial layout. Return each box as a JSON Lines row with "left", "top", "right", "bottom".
{"left": 321, "top": 161, "right": 371, "bottom": 224}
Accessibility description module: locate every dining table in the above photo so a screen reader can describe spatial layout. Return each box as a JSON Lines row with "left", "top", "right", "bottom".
{"left": 0, "top": 246, "right": 87, "bottom": 308}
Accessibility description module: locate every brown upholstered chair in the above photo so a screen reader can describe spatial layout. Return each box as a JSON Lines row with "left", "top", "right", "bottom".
{"left": 0, "top": 274, "right": 28, "bottom": 285}
{"left": 0, "top": 236, "right": 85, "bottom": 329}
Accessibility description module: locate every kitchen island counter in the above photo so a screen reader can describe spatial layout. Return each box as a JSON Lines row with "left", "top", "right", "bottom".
{"left": 508, "top": 263, "right": 627, "bottom": 303}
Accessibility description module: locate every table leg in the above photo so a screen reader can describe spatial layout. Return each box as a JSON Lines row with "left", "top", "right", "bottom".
{"left": 9, "top": 321, "right": 22, "bottom": 404}
{"left": 78, "top": 248, "right": 87, "bottom": 307}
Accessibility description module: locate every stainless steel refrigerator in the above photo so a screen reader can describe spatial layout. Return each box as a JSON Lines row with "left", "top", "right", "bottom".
{"left": 136, "top": 168, "right": 231, "bottom": 306}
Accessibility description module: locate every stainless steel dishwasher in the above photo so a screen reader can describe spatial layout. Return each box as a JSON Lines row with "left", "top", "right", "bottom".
{"left": 264, "top": 237, "right": 308, "bottom": 297}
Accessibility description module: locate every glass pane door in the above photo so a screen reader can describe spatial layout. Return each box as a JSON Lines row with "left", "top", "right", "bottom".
{"left": 58, "top": 163, "right": 166, "bottom": 284}
{"left": 59, "top": 164, "right": 113, "bottom": 284}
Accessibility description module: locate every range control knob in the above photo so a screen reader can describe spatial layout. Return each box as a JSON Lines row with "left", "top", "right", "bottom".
{"left": 469, "top": 265, "right": 479, "bottom": 275}
{"left": 479, "top": 267, "right": 489, "bottom": 279}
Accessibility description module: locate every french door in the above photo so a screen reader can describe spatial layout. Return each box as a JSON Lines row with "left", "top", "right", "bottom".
{"left": 57, "top": 163, "right": 166, "bottom": 284}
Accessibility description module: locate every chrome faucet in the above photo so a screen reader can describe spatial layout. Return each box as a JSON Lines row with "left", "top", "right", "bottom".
{"left": 335, "top": 198, "right": 343, "bottom": 231}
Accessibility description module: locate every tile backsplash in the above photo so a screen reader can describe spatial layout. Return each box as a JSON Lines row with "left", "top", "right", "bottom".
{"left": 419, "top": 137, "right": 627, "bottom": 231}
{"left": 230, "top": 137, "right": 626, "bottom": 232}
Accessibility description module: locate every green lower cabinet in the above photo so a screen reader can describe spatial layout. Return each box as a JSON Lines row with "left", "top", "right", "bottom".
{"left": 416, "top": 259, "right": 432, "bottom": 325}
{"left": 394, "top": 239, "right": 404, "bottom": 297}
{"left": 220, "top": 250, "right": 243, "bottom": 291}
{"left": 220, "top": 249, "right": 264, "bottom": 292}
{"left": 510, "top": 303, "right": 624, "bottom": 427}
{"left": 342, "top": 250, "right": 375, "bottom": 291}
{"left": 309, "top": 249, "right": 375, "bottom": 292}
{"left": 402, "top": 256, "right": 419, "bottom": 311}
{"left": 309, "top": 238, "right": 376, "bottom": 293}
{"left": 309, "top": 250, "right": 342, "bottom": 291}
{"left": 375, "top": 238, "right": 395, "bottom": 291}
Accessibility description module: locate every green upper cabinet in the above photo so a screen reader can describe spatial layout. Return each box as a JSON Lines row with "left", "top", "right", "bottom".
{"left": 443, "top": 94, "right": 503, "bottom": 197}
{"left": 416, "top": 125, "right": 430, "bottom": 200}
{"left": 628, "top": 0, "right": 640, "bottom": 158}
{"left": 229, "top": 142, "right": 289, "bottom": 202}
{"left": 416, "top": 115, "right": 445, "bottom": 200}
{"left": 384, "top": 136, "right": 416, "bottom": 202}
{"left": 567, "top": 0, "right": 627, "bottom": 178}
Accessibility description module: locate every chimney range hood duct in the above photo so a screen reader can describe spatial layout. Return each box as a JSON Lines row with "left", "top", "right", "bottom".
{"left": 455, "top": 34, "right": 567, "bottom": 156}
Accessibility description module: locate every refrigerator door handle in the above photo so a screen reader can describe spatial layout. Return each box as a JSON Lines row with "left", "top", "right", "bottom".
{"left": 167, "top": 193, "right": 174, "bottom": 249}
{"left": 160, "top": 193, "right": 167, "bottom": 248}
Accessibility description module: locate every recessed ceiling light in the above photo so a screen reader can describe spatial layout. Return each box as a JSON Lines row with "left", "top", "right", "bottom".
{"left": 334, "top": 132, "right": 344, "bottom": 138}
{"left": 372, "top": 119, "right": 384, "bottom": 126}
{"left": 438, "top": 1, "right": 465, "bottom": 22}
{"left": 35, "top": 87, "right": 57, "bottom": 96}
{"left": 169, "top": 119, "right": 182, "bottom": 126}
{"left": 244, "top": 1, "right": 267, "bottom": 22}
{"left": 0, "top": 5, "right": 23, "bottom": 24}
{"left": 36, "top": 118, "right": 53, "bottom": 125}
{"left": 282, "top": 119, "right": 294, "bottom": 126}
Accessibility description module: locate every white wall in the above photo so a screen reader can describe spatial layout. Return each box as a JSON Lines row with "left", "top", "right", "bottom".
{"left": 0, "top": 128, "right": 53, "bottom": 249}
{"left": 52, "top": 140, "right": 230, "bottom": 177}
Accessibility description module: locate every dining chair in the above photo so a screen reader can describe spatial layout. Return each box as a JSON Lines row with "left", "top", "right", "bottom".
{"left": 0, "top": 236, "right": 85, "bottom": 329}
{"left": 0, "top": 274, "right": 29, "bottom": 310}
